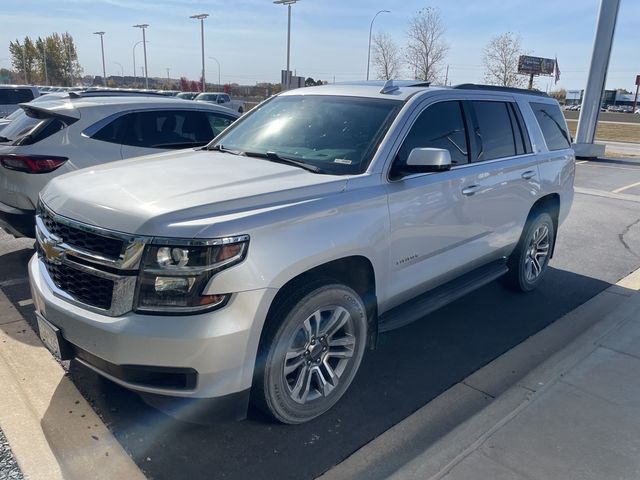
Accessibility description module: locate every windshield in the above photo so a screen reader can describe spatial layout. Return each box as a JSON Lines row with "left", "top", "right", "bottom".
{"left": 211, "top": 95, "right": 401, "bottom": 175}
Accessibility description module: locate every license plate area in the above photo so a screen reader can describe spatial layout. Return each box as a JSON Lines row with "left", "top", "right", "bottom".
{"left": 36, "top": 313, "right": 73, "bottom": 361}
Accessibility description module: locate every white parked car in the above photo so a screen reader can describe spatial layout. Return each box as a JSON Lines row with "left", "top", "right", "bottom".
{"left": 194, "top": 92, "right": 246, "bottom": 114}
{"left": 0, "top": 85, "right": 40, "bottom": 118}
{"left": 0, "top": 92, "right": 239, "bottom": 237}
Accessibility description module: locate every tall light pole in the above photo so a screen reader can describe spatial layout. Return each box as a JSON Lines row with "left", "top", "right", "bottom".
{"left": 273, "top": 0, "right": 299, "bottom": 91}
{"left": 190, "top": 13, "right": 209, "bottom": 92}
{"left": 366, "top": 10, "right": 390, "bottom": 81}
{"left": 132, "top": 40, "right": 148, "bottom": 86}
{"left": 208, "top": 56, "right": 221, "bottom": 90}
{"left": 133, "top": 24, "right": 149, "bottom": 88}
{"left": 93, "top": 32, "right": 107, "bottom": 86}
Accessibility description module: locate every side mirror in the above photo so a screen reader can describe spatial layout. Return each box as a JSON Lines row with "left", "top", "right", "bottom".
{"left": 406, "top": 148, "right": 452, "bottom": 172}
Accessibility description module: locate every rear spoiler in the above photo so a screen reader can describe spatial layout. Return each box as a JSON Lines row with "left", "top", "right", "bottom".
{"left": 19, "top": 103, "right": 80, "bottom": 123}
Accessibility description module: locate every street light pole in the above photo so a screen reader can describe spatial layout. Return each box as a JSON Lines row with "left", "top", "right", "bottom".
{"left": 208, "top": 56, "right": 221, "bottom": 90}
{"left": 93, "top": 32, "right": 106, "bottom": 86}
{"left": 114, "top": 62, "right": 124, "bottom": 85}
{"left": 366, "top": 10, "right": 390, "bottom": 81}
{"left": 190, "top": 14, "right": 209, "bottom": 92}
{"left": 273, "top": 0, "right": 299, "bottom": 91}
{"left": 133, "top": 24, "right": 150, "bottom": 89}
{"left": 41, "top": 42, "right": 49, "bottom": 86}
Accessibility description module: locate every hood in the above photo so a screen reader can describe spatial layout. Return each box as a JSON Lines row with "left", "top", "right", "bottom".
{"left": 41, "top": 149, "right": 348, "bottom": 238}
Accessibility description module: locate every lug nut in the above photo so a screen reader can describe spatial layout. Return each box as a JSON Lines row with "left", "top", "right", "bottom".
{"left": 306, "top": 360, "right": 311, "bottom": 366}
{"left": 322, "top": 347, "right": 327, "bottom": 352}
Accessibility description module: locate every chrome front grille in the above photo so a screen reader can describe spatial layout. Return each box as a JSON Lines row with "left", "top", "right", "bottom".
{"left": 40, "top": 208, "right": 124, "bottom": 260}
{"left": 43, "top": 260, "right": 114, "bottom": 310}
{"left": 35, "top": 202, "right": 146, "bottom": 316}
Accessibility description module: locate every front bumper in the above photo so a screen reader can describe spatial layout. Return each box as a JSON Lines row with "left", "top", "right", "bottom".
{"left": 0, "top": 201, "right": 35, "bottom": 237}
{"left": 29, "top": 254, "right": 277, "bottom": 401}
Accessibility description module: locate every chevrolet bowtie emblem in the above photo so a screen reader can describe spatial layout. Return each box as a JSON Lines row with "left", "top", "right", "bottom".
{"left": 41, "top": 235, "right": 65, "bottom": 265}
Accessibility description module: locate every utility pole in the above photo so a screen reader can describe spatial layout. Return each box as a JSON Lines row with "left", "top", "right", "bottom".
{"left": 444, "top": 64, "right": 449, "bottom": 86}
{"left": 633, "top": 75, "right": 640, "bottom": 113}
{"left": 93, "top": 32, "right": 106, "bottom": 86}
{"left": 42, "top": 41, "right": 49, "bottom": 86}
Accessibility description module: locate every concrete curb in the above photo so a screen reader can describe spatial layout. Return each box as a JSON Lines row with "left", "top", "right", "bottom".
{"left": 388, "top": 269, "right": 640, "bottom": 480}
{"left": 321, "top": 268, "right": 640, "bottom": 480}
{"left": 0, "top": 289, "right": 146, "bottom": 480}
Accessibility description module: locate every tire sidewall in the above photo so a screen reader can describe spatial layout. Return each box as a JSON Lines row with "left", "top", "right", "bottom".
{"left": 262, "top": 284, "right": 367, "bottom": 424}
{"left": 516, "top": 212, "right": 555, "bottom": 291}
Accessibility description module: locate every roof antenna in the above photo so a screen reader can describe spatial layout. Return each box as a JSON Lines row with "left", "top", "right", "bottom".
{"left": 380, "top": 79, "right": 399, "bottom": 94}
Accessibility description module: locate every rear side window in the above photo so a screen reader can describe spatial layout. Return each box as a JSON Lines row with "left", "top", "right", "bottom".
{"left": 530, "top": 102, "right": 572, "bottom": 151}
{"left": 92, "top": 110, "right": 224, "bottom": 149}
{"left": 395, "top": 101, "right": 469, "bottom": 174}
{"left": 0, "top": 89, "right": 35, "bottom": 104}
{"left": 472, "top": 101, "right": 522, "bottom": 161}
{"left": 0, "top": 111, "right": 41, "bottom": 142}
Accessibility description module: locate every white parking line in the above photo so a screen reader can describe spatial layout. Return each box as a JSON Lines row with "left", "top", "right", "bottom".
{"left": 17, "top": 299, "right": 33, "bottom": 307}
{"left": 0, "top": 277, "right": 29, "bottom": 288}
{"left": 576, "top": 160, "right": 588, "bottom": 164}
{"left": 612, "top": 181, "right": 640, "bottom": 194}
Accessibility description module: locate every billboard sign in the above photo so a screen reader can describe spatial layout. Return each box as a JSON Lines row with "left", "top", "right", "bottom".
{"left": 518, "top": 55, "right": 556, "bottom": 75}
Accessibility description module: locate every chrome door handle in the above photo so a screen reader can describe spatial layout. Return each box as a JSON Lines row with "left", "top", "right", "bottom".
{"left": 462, "top": 185, "right": 480, "bottom": 196}
{"left": 521, "top": 170, "right": 536, "bottom": 180}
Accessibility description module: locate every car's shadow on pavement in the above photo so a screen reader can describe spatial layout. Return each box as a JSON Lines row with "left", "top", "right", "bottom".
{"left": 59, "top": 266, "right": 609, "bottom": 480}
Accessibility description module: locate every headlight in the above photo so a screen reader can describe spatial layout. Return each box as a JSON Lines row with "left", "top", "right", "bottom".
{"left": 135, "top": 236, "right": 249, "bottom": 314}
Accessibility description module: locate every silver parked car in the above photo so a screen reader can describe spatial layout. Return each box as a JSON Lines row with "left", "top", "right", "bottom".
{"left": 0, "top": 85, "right": 40, "bottom": 118}
{"left": 30, "top": 81, "right": 575, "bottom": 424}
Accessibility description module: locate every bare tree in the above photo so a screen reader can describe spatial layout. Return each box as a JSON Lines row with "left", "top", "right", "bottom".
{"left": 372, "top": 32, "right": 401, "bottom": 80}
{"left": 482, "top": 32, "right": 527, "bottom": 88}
{"left": 405, "top": 7, "right": 448, "bottom": 83}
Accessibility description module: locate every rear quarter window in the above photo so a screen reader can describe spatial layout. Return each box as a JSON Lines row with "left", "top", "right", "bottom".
{"left": 530, "top": 102, "right": 572, "bottom": 151}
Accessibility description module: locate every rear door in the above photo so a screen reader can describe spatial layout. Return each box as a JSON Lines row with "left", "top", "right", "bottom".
{"left": 459, "top": 98, "right": 542, "bottom": 256}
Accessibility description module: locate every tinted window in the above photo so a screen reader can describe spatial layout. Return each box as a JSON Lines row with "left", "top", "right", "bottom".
{"left": 530, "top": 102, "right": 571, "bottom": 151}
{"left": 14, "top": 118, "right": 69, "bottom": 146}
{"left": 472, "top": 101, "right": 518, "bottom": 161}
{"left": 93, "top": 110, "right": 220, "bottom": 149}
{"left": 0, "top": 89, "right": 35, "bottom": 104}
{"left": 207, "top": 113, "right": 235, "bottom": 137}
{"left": 395, "top": 101, "right": 469, "bottom": 175}
{"left": 0, "top": 111, "right": 42, "bottom": 142}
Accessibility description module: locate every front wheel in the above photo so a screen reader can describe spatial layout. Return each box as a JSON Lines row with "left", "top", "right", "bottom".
{"left": 504, "top": 212, "right": 555, "bottom": 292}
{"left": 254, "top": 283, "right": 367, "bottom": 424}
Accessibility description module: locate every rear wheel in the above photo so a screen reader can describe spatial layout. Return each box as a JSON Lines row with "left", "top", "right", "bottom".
{"left": 254, "top": 283, "right": 367, "bottom": 424}
{"left": 504, "top": 212, "right": 555, "bottom": 292}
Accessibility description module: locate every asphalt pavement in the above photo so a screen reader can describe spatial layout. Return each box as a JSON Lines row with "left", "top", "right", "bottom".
{"left": 1, "top": 158, "right": 640, "bottom": 480}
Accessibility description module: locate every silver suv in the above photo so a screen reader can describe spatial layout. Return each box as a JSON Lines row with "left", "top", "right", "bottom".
{"left": 29, "top": 81, "right": 575, "bottom": 424}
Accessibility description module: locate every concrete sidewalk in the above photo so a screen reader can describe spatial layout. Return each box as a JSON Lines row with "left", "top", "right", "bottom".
{"left": 391, "top": 282, "right": 640, "bottom": 480}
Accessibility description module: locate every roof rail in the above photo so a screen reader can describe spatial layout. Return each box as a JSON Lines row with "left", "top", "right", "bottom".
{"left": 452, "top": 83, "right": 549, "bottom": 98}
{"left": 68, "top": 89, "right": 167, "bottom": 99}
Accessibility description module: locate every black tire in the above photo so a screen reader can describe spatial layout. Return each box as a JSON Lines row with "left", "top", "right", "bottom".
{"left": 238, "top": 107, "right": 244, "bottom": 114}
{"left": 253, "top": 282, "right": 367, "bottom": 424}
{"left": 504, "top": 211, "right": 555, "bottom": 292}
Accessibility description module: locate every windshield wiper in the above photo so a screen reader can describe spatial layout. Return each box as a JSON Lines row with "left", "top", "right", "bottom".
{"left": 207, "top": 144, "right": 241, "bottom": 155}
{"left": 0, "top": 136, "right": 11, "bottom": 143}
{"left": 243, "top": 151, "right": 323, "bottom": 174}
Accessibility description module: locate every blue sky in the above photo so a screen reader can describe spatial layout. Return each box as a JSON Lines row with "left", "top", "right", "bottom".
{"left": 1, "top": 0, "right": 638, "bottom": 91}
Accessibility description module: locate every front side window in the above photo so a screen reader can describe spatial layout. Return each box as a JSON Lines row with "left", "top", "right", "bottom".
{"left": 530, "top": 102, "right": 572, "bottom": 151}
{"left": 212, "top": 95, "right": 401, "bottom": 175}
{"left": 393, "top": 101, "right": 469, "bottom": 178}
{"left": 472, "top": 101, "right": 519, "bottom": 161}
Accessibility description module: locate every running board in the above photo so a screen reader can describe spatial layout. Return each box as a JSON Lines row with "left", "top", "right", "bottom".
{"left": 378, "top": 261, "right": 509, "bottom": 333}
